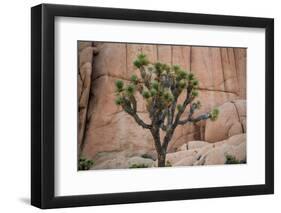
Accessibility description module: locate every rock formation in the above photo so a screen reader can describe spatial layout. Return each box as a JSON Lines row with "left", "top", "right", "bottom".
{"left": 78, "top": 41, "right": 246, "bottom": 169}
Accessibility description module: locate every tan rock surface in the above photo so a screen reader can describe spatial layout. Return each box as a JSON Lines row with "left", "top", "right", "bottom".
{"left": 193, "top": 134, "right": 246, "bottom": 166}
{"left": 165, "top": 150, "right": 199, "bottom": 165}
{"left": 128, "top": 156, "right": 155, "bottom": 167}
{"left": 173, "top": 156, "right": 197, "bottom": 167}
{"left": 187, "top": 141, "right": 210, "bottom": 150}
{"left": 78, "top": 42, "right": 247, "bottom": 167}
{"left": 205, "top": 100, "right": 246, "bottom": 142}
{"left": 78, "top": 42, "right": 95, "bottom": 150}
{"left": 92, "top": 153, "right": 155, "bottom": 170}
{"left": 90, "top": 131, "right": 246, "bottom": 169}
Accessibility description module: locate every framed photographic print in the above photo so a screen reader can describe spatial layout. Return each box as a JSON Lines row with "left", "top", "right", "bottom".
{"left": 31, "top": 3, "right": 274, "bottom": 209}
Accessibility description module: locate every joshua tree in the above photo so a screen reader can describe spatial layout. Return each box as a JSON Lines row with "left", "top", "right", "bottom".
{"left": 114, "top": 53, "right": 219, "bottom": 167}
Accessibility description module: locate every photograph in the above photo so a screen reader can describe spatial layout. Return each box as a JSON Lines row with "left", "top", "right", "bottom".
{"left": 30, "top": 2, "right": 274, "bottom": 209}
{"left": 77, "top": 41, "right": 247, "bottom": 170}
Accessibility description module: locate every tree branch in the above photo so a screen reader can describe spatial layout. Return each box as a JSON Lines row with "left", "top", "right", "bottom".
{"left": 170, "top": 87, "right": 180, "bottom": 123}
{"left": 122, "top": 96, "right": 152, "bottom": 129}
{"left": 150, "top": 128, "right": 164, "bottom": 155}
{"left": 178, "top": 113, "right": 211, "bottom": 125}
{"left": 172, "top": 86, "right": 193, "bottom": 128}
{"left": 124, "top": 107, "right": 152, "bottom": 129}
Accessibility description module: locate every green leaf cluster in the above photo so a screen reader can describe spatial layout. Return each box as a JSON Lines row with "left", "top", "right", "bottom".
{"left": 133, "top": 53, "right": 149, "bottom": 68}
{"left": 210, "top": 108, "right": 219, "bottom": 121}
{"left": 225, "top": 155, "right": 240, "bottom": 164}
{"left": 78, "top": 157, "right": 94, "bottom": 170}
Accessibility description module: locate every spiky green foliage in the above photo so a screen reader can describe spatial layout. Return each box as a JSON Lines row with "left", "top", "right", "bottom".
{"left": 210, "top": 108, "right": 219, "bottom": 121}
{"left": 142, "top": 90, "right": 150, "bottom": 99}
{"left": 114, "top": 53, "right": 219, "bottom": 167}
{"left": 78, "top": 157, "right": 94, "bottom": 170}
{"left": 133, "top": 53, "right": 149, "bottom": 68}
{"left": 151, "top": 80, "right": 159, "bottom": 90}
{"left": 191, "top": 90, "right": 199, "bottom": 97}
{"left": 150, "top": 88, "right": 157, "bottom": 97}
{"left": 225, "top": 155, "right": 240, "bottom": 164}
{"left": 115, "top": 96, "right": 123, "bottom": 105}
{"left": 115, "top": 80, "right": 124, "bottom": 92}
{"left": 177, "top": 104, "right": 183, "bottom": 111}
{"left": 125, "top": 84, "right": 136, "bottom": 96}
{"left": 130, "top": 74, "right": 138, "bottom": 84}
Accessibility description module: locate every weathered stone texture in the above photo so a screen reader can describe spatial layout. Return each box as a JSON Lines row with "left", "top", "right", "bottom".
{"left": 78, "top": 42, "right": 95, "bottom": 151}
{"left": 77, "top": 42, "right": 246, "bottom": 167}
{"left": 205, "top": 100, "right": 246, "bottom": 142}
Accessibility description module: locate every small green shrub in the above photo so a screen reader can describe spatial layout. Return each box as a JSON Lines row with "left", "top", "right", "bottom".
{"left": 79, "top": 157, "right": 94, "bottom": 170}
{"left": 225, "top": 155, "right": 240, "bottom": 164}
{"left": 129, "top": 163, "right": 149, "bottom": 168}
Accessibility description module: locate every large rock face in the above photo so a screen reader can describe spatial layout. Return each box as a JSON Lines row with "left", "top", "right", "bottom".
{"left": 77, "top": 41, "right": 247, "bottom": 167}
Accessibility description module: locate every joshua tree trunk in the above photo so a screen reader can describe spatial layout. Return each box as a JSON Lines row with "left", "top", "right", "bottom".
{"left": 150, "top": 128, "right": 167, "bottom": 167}
{"left": 158, "top": 152, "right": 166, "bottom": 167}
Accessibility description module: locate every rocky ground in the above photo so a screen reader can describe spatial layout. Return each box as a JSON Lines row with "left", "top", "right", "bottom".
{"left": 91, "top": 133, "right": 246, "bottom": 169}
{"left": 90, "top": 99, "right": 246, "bottom": 169}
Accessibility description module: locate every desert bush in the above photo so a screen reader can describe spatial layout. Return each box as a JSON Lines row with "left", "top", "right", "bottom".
{"left": 79, "top": 157, "right": 94, "bottom": 170}
{"left": 225, "top": 154, "right": 240, "bottom": 164}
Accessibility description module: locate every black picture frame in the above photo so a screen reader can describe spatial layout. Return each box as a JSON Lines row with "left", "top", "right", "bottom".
{"left": 31, "top": 3, "right": 274, "bottom": 209}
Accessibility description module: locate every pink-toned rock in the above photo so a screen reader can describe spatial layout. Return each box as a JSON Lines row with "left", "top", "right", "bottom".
{"left": 212, "top": 134, "right": 246, "bottom": 148}
{"left": 233, "top": 100, "right": 247, "bottom": 132}
{"left": 204, "top": 145, "right": 231, "bottom": 165}
{"left": 78, "top": 41, "right": 92, "bottom": 52}
{"left": 205, "top": 100, "right": 246, "bottom": 142}
{"left": 204, "top": 141, "right": 246, "bottom": 165}
{"left": 173, "top": 156, "right": 197, "bottom": 166}
{"left": 128, "top": 156, "right": 155, "bottom": 167}
{"left": 220, "top": 48, "right": 239, "bottom": 94}
{"left": 178, "top": 143, "right": 188, "bottom": 151}
{"left": 232, "top": 142, "right": 246, "bottom": 161}
{"left": 234, "top": 48, "right": 247, "bottom": 99}
{"left": 92, "top": 43, "right": 127, "bottom": 80}
{"left": 92, "top": 154, "right": 155, "bottom": 170}
{"left": 82, "top": 111, "right": 155, "bottom": 158}
{"left": 78, "top": 44, "right": 95, "bottom": 150}
{"left": 187, "top": 141, "right": 210, "bottom": 150}
{"left": 78, "top": 42, "right": 247, "bottom": 165}
{"left": 79, "top": 46, "right": 95, "bottom": 67}
{"left": 93, "top": 156, "right": 128, "bottom": 170}
{"left": 191, "top": 47, "right": 225, "bottom": 91}
{"left": 127, "top": 44, "right": 157, "bottom": 79}
{"left": 78, "top": 62, "right": 92, "bottom": 147}
{"left": 172, "top": 46, "right": 191, "bottom": 70}
{"left": 158, "top": 45, "right": 172, "bottom": 64}
{"left": 165, "top": 150, "right": 198, "bottom": 165}
{"left": 194, "top": 134, "right": 246, "bottom": 165}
